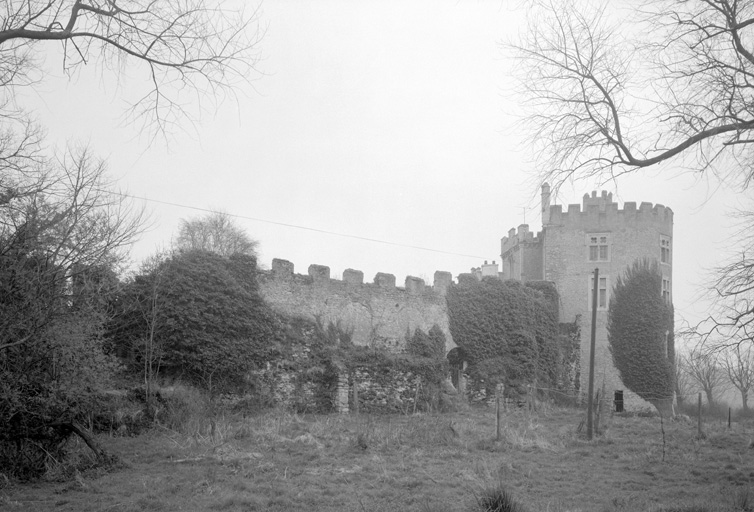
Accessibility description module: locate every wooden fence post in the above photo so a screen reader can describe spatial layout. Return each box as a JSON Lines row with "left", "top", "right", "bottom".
{"left": 697, "top": 392, "right": 703, "bottom": 438}
{"left": 496, "top": 394, "right": 501, "bottom": 441}
{"left": 353, "top": 377, "right": 359, "bottom": 415}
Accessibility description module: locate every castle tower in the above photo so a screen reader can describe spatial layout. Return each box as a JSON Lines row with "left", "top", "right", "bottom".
{"left": 500, "top": 190, "right": 674, "bottom": 411}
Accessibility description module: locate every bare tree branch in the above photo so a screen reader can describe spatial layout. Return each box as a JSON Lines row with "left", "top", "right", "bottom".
{"left": 0, "top": 0, "right": 264, "bottom": 139}
{"left": 509, "top": 0, "right": 754, "bottom": 192}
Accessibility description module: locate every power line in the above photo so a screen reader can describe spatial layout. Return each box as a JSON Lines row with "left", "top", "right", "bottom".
{"left": 118, "top": 191, "right": 488, "bottom": 260}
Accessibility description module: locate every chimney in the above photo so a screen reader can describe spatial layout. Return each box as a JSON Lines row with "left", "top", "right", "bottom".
{"left": 541, "top": 182, "right": 551, "bottom": 226}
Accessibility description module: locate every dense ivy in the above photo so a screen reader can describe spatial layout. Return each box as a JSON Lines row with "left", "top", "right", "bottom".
{"left": 406, "top": 324, "right": 446, "bottom": 360}
{"left": 556, "top": 316, "right": 581, "bottom": 394}
{"left": 446, "top": 277, "right": 560, "bottom": 395}
{"left": 111, "top": 250, "right": 282, "bottom": 394}
{"left": 279, "top": 318, "right": 449, "bottom": 413}
{"left": 608, "top": 259, "right": 674, "bottom": 416}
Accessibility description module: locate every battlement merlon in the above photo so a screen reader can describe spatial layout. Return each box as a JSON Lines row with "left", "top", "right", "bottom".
{"left": 267, "top": 258, "right": 455, "bottom": 294}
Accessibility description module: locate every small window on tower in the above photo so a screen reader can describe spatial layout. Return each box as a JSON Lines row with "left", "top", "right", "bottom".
{"left": 589, "top": 274, "right": 609, "bottom": 310}
{"left": 661, "top": 236, "right": 672, "bottom": 264}
{"left": 587, "top": 234, "right": 610, "bottom": 262}
{"left": 662, "top": 278, "right": 671, "bottom": 303}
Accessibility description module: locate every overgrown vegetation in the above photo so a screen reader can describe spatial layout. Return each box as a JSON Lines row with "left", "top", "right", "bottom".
{"left": 446, "top": 278, "right": 564, "bottom": 398}
{"left": 110, "top": 250, "right": 282, "bottom": 395}
{"left": 1, "top": 0, "right": 261, "bottom": 481}
{"left": 0, "top": 163, "right": 140, "bottom": 480}
{"left": 3, "top": 404, "right": 753, "bottom": 511}
{"left": 278, "top": 317, "right": 450, "bottom": 414}
{"left": 608, "top": 259, "right": 675, "bottom": 417}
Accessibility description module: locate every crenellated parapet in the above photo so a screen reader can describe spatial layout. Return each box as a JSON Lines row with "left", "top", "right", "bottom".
{"left": 501, "top": 224, "right": 542, "bottom": 255}
{"left": 546, "top": 191, "right": 673, "bottom": 229}
{"left": 265, "top": 258, "right": 454, "bottom": 296}
{"left": 260, "top": 258, "right": 457, "bottom": 352}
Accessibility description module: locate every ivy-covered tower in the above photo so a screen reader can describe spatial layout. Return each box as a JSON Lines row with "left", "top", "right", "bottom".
{"left": 499, "top": 184, "right": 674, "bottom": 411}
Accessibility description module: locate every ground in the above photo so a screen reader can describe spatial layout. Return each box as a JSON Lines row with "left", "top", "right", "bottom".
{"left": 2, "top": 405, "right": 753, "bottom": 511}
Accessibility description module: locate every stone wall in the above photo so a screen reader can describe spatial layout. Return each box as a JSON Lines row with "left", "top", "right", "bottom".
{"left": 350, "top": 367, "right": 425, "bottom": 414}
{"left": 259, "top": 259, "right": 456, "bottom": 353}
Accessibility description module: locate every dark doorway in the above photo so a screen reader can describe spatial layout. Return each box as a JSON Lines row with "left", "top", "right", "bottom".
{"left": 614, "top": 390, "right": 624, "bottom": 413}
{"left": 446, "top": 347, "right": 466, "bottom": 391}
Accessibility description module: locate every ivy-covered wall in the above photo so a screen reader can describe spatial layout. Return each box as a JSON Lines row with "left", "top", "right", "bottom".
{"left": 249, "top": 316, "right": 449, "bottom": 414}
{"left": 250, "top": 258, "right": 577, "bottom": 413}
{"left": 446, "top": 277, "right": 578, "bottom": 400}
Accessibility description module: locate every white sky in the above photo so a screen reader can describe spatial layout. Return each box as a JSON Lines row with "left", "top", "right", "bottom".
{"left": 20, "top": 0, "right": 747, "bottom": 331}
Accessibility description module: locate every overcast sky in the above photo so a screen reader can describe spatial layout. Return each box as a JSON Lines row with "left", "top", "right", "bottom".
{"left": 23, "top": 0, "right": 748, "bottom": 331}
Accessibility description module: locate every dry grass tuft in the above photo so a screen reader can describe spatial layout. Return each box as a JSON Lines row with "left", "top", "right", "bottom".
{"left": 474, "top": 482, "right": 529, "bottom": 512}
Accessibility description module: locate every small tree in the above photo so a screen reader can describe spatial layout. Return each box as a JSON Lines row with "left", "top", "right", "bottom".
{"left": 723, "top": 343, "right": 754, "bottom": 411}
{"left": 175, "top": 212, "right": 259, "bottom": 258}
{"left": 608, "top": 259, "right": 675, "bottom": 417}
{"left": 684, "top": 345, "right": 728, "bottom": 408}
{"left": 108, "top": 251, "right": 172, "bottom": 414}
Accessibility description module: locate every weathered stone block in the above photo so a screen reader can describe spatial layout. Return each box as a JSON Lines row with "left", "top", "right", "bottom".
{"left": 405, "top": 276, "right": 425, "bottom": 294}
{"left": 272, "top": 258, "right": 294, "bottom": 277}
{"left": 374, "top": 272, "right": 395, "bottom": 289}
{"left": 308, "top": 264, "right": 330, "bottom": 281}
{"left": 343, "top": 269, "right": 364, "bottom": 285}
{"left": 433, "top": 271, "right": 452, "bottom": 295}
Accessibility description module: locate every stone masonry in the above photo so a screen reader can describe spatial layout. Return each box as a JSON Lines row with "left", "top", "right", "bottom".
{"left": 259, "top": 259, "right": 456, "bottom": 353}
{"left": 499, "top": 184, "right": 674, "bottom": 411}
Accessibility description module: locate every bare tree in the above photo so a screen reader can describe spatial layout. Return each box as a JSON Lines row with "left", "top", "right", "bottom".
{"left": 0, "top": 148, "right": 145, "bottom": 476}
{"left": 0, "top": 146, "right": 144, "bottom": 352}
{"left": 675, "top": 351, "right": 694, "bottom": 407}
{"left": 722, "top": 342, "right": 754, "bottom": 411}
{"left": 683, "top": 345, "right": 728, "bottom": 407}
{"left": 707, "top": 212, "right": 754, "bottom": 340}
{"left": 511, "top": 0, "right": 754, "bottom": 347}
{"left": 128, "top": 251, "right": 171, "bottom": 414}
{"left": 0, "top": 0, "right": 263, "bottom": 137}
{"left": 509, "top": 0, "right": 754, "bottom": 191}
{"left": 0, "top": 1, "right": 262, "bottom": 476}
{"left": 175, "top": 211, "right": 258, "bottom": 258}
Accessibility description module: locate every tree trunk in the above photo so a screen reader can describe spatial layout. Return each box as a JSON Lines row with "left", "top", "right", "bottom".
{"left": 704, "top": 389, "right": 714, "bottom": 408}
{"left": 742, "top": 391, "right": 749, "bottom": 412}
{"left": 649, "top": 397, "right": 675, "bottom": 418}
{"left": 51, "top": 421, "right": 110, "bottom": 461}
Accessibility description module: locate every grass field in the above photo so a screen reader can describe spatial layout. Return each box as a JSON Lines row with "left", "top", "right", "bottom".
{"left": 2, "top": 404, "right": 753, "bottom": 511}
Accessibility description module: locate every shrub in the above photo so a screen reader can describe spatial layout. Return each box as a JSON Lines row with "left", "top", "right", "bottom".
{"left": 475, "top": 483, "right": 529, "bottom": 512}
{"left": 154, "top": 385, "right": 212, "bottom": 433}
{"left": 608, "top": 259, "right": 674, "bottom": 417}
{"left": 110, "top": 251, "right": 283, "bottom": 395}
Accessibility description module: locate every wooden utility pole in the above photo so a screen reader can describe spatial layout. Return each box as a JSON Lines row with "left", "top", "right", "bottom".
{"left": 586, "top": 268, "right": 599, "bottom": 440}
